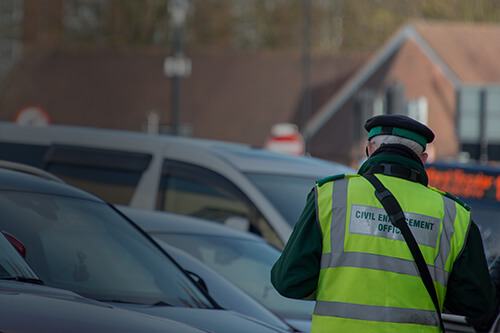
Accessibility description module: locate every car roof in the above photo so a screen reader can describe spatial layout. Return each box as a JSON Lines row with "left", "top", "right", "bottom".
{"left": 209, "top": 144, "right": 354, "bottom": 177}
{"left": 117, "top": 205, "right": 268, "bottom": 243}
{"left": 0, "top": 165, "right": 104, "bottom": 203}
{"left": 0, "top": 122, "right": 354, "bottom": 177}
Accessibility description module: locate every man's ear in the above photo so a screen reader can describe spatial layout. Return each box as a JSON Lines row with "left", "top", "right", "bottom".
{"left": 420, "top": 152, "right": 429, "bottom": 164}
{"left": 366, "top": 141, "right": 374, "bottom": 157}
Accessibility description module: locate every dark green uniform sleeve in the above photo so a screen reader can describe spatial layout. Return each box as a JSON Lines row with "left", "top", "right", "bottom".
{"left": 270, "top": 190, "right": 322, "bottom": 299}
{"left": 444, "top": 221, "right": 495, "bottom": 317}
{"left": 465, "top": 255, "right": 500, "bottom": 331}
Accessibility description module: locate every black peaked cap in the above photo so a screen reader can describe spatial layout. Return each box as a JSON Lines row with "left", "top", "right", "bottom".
{"left": 364, "top": 114, "right": 435, "bottom": 144}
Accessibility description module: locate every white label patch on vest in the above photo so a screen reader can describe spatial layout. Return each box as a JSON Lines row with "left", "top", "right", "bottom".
{"left": 349, "top": 204, "right": 441, "bottom": 247}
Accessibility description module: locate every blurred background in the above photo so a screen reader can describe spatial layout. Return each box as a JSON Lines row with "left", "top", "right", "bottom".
{"left": 2, "top": 4, "right": 500, "bottom": 331}
{"left": 1, "top": 0, "right": 500, "bottom": 167}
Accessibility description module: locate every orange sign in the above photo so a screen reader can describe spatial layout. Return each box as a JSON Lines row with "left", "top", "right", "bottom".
{"left": 426, "top": 166, "right": 500, "bottom": 201}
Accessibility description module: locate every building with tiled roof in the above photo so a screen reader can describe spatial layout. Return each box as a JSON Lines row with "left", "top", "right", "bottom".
{"left": 2, "top": 20, "right": 500, "bottom": 167}
{"left": 304, "top": 20, "right": 500, "bottom": 166}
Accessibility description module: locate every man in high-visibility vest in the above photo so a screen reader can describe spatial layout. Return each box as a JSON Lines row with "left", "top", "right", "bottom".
{"left": 271, "top": 115, "right": 494, "bottom": 332}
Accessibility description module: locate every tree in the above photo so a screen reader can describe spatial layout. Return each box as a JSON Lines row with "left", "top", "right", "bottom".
{"left": 20, "top": 0, "right": 500, "bottom": 52}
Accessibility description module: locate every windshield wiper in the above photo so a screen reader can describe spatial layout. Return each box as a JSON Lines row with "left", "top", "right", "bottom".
{"left": 99, "top": 299, "right": 142, "bottom": 305}
{"left": 1, "top": 276, "right": 44, "bottom": 285}
{"left": 99, "top": 299, "right": 172, "bottom": 306}
{"left": 152, "top": 300, "right": 173, "bottom": 306}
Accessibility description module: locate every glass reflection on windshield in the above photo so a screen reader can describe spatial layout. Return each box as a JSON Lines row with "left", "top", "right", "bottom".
{"left": 155, "top": 233, "right": 314, "bottom": 320}
{"left": 470, "top": 203, "right": 500, "bottom": 265}
{"left": 0, "top": 191, "right": 214, "bottom": 308}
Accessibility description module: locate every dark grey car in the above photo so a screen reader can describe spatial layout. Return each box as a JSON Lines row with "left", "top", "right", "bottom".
{"left": 0, "top": 163, "right": 289, "bottom": 333}
{"left": 0, "top": 231, "right": 204, "bottom": 333}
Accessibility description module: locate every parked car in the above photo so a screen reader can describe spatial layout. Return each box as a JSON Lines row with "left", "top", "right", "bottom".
{"left": 0, "top": 230, "right": 205, "bottom": 333}
{"left": 0, "top": 161, "right": 290, "bottom": 333}
{"left": 117, "top": 205, "right": 315, "bottom": 332}
{"left": 161, "top": 241, "right": 300, "bottom": 332}
{"left": 0, "top": 122, "right": 354, "bottom": 248}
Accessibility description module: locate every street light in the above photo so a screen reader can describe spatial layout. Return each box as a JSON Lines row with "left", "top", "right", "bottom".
{"left": 169, "top": 0, "right": 189, "bottom": 28}
{"left": 301, "top": 0, "right": 311, "bottom": 153}
{"left": 165, "top": 0, "right": 191, "bottom": 136}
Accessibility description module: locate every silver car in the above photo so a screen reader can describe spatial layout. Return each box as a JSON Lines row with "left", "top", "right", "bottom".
{"left": 0, "top": 122, "right": 354, "bottom": 248}
{"left": 118, "top": 205, "right": 315, "bottom": 332}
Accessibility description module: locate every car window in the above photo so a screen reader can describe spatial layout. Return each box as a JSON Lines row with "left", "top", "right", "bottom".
{"left": 155, "top": 233, "right": 314, "bottom": 321}
{"left": 158, "top": 160, "right": 284, "bottom": 248}
{"left": 0, "top": 143, "right": 149, "bottom": 205}
{"left": 0, "top": 142, "right": 48, "bottom": 168}
{"left": 468, "top": 200, "right": 500, "bottom": 265}
{"left": 0, "top": 190, "right": 214, "bottom": 308}
{"left": 246, "top": 173, "right": 317, "bottom": 228}
{"left": 42, "top": 145, "right": 152, "bottom": 205}
{"left": 47, "top": 164, "right": 141, "bottom": 205}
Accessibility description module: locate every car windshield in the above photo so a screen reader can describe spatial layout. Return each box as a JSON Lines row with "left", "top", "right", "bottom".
{"left": 246, "top": 173, "right": 318, "bottom": 227}
{"left": 153, "top": 232, "right": 314, "bottom": 321}
{"left": 0, "top": 190, "right": 214, "bottom": 308}
{"left": 468, "top": 201, "right": 500, "bottom": 265}
{"left": 0, "top": 233, "right": 38, "bottom": 280}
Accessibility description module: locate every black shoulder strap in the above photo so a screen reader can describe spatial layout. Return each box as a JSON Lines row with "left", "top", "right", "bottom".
{"left": 363, "top": 174, "right": 445, "bottom": 332}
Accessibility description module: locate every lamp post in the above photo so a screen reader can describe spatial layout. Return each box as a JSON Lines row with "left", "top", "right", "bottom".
{"left": 301, "top": 0, "right": 311, "bottom": 153}
{"left": 165, "top": 0, "right": 191, "bottom": 136}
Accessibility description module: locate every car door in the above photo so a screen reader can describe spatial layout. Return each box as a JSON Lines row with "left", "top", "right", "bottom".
{"left": 156, "top": 159, "right": 284, "bottom": 249}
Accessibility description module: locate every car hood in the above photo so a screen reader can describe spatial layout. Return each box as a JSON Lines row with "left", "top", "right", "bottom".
{"left": 113, "top": 304, "right": 290, "bottom": 333}
{"left": 0, "top": 280, "right": 205, "bottom": 333}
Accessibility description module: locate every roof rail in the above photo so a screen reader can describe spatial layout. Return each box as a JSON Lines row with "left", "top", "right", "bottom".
{"left": 0, "top": 160, "right": 65, "bottom": 183}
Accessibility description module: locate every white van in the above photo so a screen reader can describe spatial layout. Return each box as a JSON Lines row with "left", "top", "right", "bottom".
{"left": 0, "top": 122, "right": 353, "bottom": 248}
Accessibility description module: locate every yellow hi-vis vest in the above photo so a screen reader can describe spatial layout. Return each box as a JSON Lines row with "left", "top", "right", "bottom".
{"left": 312, "top": 174, "right": 470, "bottom": 332}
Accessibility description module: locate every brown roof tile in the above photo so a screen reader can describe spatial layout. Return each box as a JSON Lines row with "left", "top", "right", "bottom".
{"left": 414, "top": 20, "right": 500, "bottom": 83}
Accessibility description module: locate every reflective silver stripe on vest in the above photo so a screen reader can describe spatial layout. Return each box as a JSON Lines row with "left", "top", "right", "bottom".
{"left": 434, "top": 196, "right": 457, "bottom": 270}
{"left": 318, "top": 179, "right": 349, "bottom": 270}
{"left": 314, "top": 300, "right": 440, "bottom": 326}
{"left": 319, "top": 177, "right": 456, "bottom": 288}
{"left": 320, "top": 251, "right": 449, "bottom": 286}
{"left": 331, "top": 179, "right": 348, "bottom": 254}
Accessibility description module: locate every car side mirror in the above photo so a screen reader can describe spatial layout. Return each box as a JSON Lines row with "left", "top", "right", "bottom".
{"left": 223, "top": 216, "right": 250, "bottom": 232}
{"left": 2, "top": 231, "right": 26, "bottom": 258}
